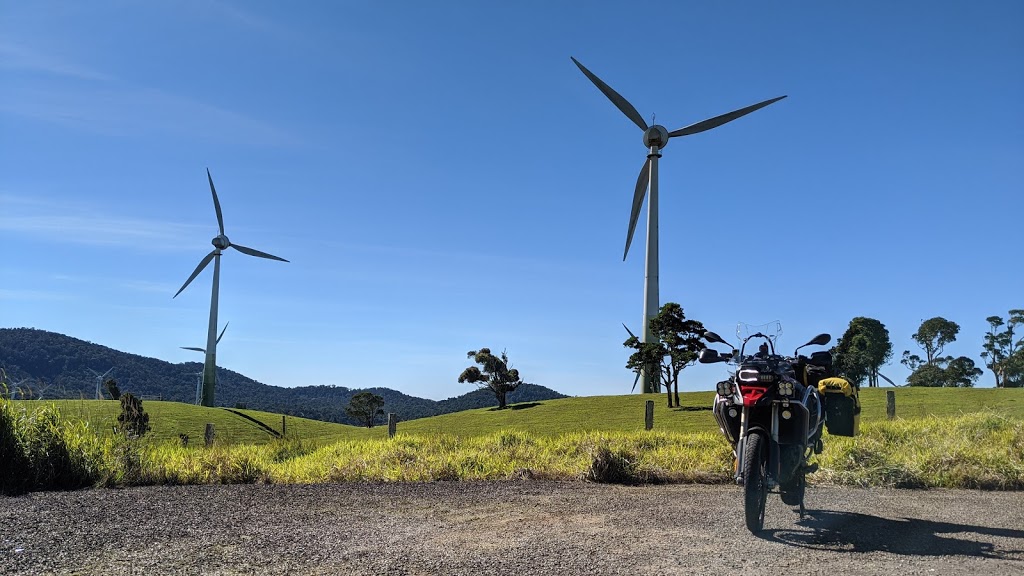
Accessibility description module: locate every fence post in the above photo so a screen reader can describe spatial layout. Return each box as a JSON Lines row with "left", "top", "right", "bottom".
{"left": 644, "top": 400, "right": 654, "bottom": 431}
{"left": 204, "top": 423, "right": 216, "bottom": 447}
{"left": 281, "top": 415, "right": 287, "bottom": 438}
{"left": 388, "top": 413, "right": 397, "bottom": 438}
{"left": 886, "top": 391, "right": 896, "bottom": 420}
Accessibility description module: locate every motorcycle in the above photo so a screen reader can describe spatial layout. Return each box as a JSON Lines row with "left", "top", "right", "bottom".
{"left": 698, "top": 323, "right": 832, "bottom": 533}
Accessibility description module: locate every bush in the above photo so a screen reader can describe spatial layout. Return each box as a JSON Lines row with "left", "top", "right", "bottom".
{"left": 587, "top": 444, "right": 643, "bottom": 484}
{"left": 0, "top": 398, "right": 31, "bottom": 493}
{"left": 117, "top": 393, "right": 150, "bottom": 438}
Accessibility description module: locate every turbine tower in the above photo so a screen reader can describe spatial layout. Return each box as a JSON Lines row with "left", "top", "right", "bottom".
{"left": 571, "top": 57, "right": 785, "bottom": 394}
{"left": 88, "top": 367, "right": 114, "bottom": 400}
{"left": 174, "top": 169, "right": 287, "bottom": 407}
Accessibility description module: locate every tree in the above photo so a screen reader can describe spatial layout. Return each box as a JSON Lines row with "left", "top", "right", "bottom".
{"left": 833, "top": 317, "right": 893, "bottom": 387}
{"left": 117, "top": 393, "right": 150, "bottom": 438}
{"left": 901, "top": 317, "right": 980, "bottom": 388}
{"left": 104, "top": 378, "right": 121, "bottom": 400}
{"left": 458, "top": 348, "right": 525, "bottom": 410}
{"left": 981, "top": 310, "right": 1024, "bottom": 388}
{"left": 911, "top": 317, "right": 960, "bottom": 364}
{"left": 905, "top": 362, "right": 945, "bottom": 387}
{"left": 624, "top": 303, "right": 705, "bottom": 407}
{"left": 943, "top": 356, "right": 983, "bottom": 388}
{"left": 345, "top": 391, "right": 385, "bottom": 428}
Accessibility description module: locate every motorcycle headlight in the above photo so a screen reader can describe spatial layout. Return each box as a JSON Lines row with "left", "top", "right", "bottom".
{"left": 778, "top": 381, "right": 794, "bottom": 397}
{"left": 738, "top": 369, "right": 759, "bottom": 383}
{"left": 716, "top": 380, "right": 734, "bottom": 396}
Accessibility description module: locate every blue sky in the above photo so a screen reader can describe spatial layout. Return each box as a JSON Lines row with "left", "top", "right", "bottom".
{"left": 1, "top": 1, "right": 1021, "bottom": 400}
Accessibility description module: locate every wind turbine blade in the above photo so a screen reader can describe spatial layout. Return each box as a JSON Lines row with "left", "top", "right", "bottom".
{"left": 207, "top": 168, "right": 225, "bottom": 236}
{"left": 622, "top": 323, "right": 637, "bottom": 339}
{"left": 623, "top": 158, "right": 650, "bottom": 261}
{"left": 217, "top": 322, "right": 229, "bottom": 343}
{"left": 174, "top": 250, "right": 216, "bottom": 298}
{"left": 668, "top": 95, "right": 787, "bottom": 138}
{"left": 231, "top": 244, "right": 289, "bottom": 262}
{"left": 181, "top": 347, "right": 206, "bottom": 353}
{"left": 88, "top": 368, "right": 100, "bottom": 377}
{"left": 631, "top": 372, "right": 640, "bottom": 392}
{"left": 571, "top": 57, "right": 648, "bottom": 132}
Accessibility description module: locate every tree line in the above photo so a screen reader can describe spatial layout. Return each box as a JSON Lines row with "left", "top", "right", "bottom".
{"left": 615, "top": 304, "right": 1022, "bottom": 402}
{"left": 835, "top": 310, "right": 1022, "bottom": 388}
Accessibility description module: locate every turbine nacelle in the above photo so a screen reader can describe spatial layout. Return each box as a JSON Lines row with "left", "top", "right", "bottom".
{"left": 212, "top": 235, "right": 230, "bottom": 250}
{"left": 643, "top": 125, "right": 669, "bottom": 150}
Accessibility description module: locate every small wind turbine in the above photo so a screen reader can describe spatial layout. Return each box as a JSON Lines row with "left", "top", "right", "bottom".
{"left": 571, "top": 57, "right": 785, "bottom": 394}
{"left": 174, "top": 169, "right": 287, "bottom": 407}
{"left": 182, "top": 323, "right": 228, "bottom": 405}
{"left": 11, "top": 378, "right": 31, "bottom": 400}
{"left": 88, "top": 367, "right": 114, "bottom": 400}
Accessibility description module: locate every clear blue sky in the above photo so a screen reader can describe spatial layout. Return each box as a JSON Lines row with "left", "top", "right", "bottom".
{"left": 2, "top": 1, "right": 1021, "bottom": 399}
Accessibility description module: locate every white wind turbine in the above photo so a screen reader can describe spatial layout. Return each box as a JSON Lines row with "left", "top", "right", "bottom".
{"left": 182, "top": 322, "right": 228, "bottom": 405}
{"left": 571, "top": 57, "right": 785, "bottom": 394}
{"left": 174, "top": 169, "right": 288, "bottom": 407}
{"left": 88, "top": 367, "right": 114, "bottom": 400}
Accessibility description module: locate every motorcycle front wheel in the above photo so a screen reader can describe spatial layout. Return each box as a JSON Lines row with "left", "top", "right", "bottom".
{"left": 743, "top": 433, "right": 768, "bottom": 533}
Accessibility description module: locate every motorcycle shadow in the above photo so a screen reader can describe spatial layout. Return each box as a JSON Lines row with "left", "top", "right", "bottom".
{"left": 761, "top": 509, "right": 1024, "bottom": 560}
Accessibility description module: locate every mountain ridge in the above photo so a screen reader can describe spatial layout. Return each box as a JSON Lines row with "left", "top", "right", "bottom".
{"left": 0, "top": 328, "right": 568, "bottom": 424}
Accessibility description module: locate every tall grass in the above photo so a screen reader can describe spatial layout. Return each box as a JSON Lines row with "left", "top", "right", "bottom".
{"left": 817, "top": 412, "right": 1024, "bottom": 489}
{"left": 3, "top": 394, "right": 1022, "bottom": 492}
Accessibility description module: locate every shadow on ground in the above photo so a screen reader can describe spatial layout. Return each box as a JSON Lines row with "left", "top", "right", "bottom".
{"left": 674, "top": 406, "right": 712, "bottom": 412}
{"left": 488, "top": 402, "right": 543, "bottom": 412}
{"left": 763, "top": 509, "right": 1024, "bottom": 560}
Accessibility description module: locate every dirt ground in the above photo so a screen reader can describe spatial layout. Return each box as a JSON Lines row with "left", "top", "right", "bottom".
{"left": 2, "top": 481, "right": 1022, "bottom": 575}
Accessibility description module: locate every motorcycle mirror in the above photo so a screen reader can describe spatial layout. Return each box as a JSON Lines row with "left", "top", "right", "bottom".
{"left": 808, "top": 333, "right": 831, "bottom": 346}
{"left": 703, "top": 331, "right": 727, "bottom": 345}
{"left": 795, "top": 333, "right": 832, "bottom": 355}
{"left": 698, "top": 348, "right": 722, "bottom": 364}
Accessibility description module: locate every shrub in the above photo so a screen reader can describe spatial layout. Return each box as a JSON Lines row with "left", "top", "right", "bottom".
{"left": 587, "top": 444, "right": 643, "bottom": 484}
{"left": 117, "top": 393, "right": 150, "bottom": 438}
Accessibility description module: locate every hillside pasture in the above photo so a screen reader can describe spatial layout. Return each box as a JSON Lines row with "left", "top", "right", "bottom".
{"left": 15, "top": 387, "right": 1024, "bottom": 444}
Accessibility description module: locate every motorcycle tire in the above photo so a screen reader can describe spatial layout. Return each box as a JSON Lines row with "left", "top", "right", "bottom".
{"left": 742, "top": 433, "right": 768, "bottom": 533}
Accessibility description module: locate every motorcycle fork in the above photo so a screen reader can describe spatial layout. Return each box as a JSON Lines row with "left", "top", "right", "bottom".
{"left": 735, "top": 406, "right": 750, "bottom": 484}
{"left": 769, "top": 403, "right": 781, "bottom": 486}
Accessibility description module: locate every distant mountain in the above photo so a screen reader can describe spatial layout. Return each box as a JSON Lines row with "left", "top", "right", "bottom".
{"left": 0, "top": 328, "right": 568, "bottom": 424}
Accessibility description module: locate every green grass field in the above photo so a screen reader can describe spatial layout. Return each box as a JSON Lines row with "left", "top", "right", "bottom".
{"left": 6, "top": 387, "right": 1023, "bottom": 491}
{"left": 18, "top": 387, "right": 1024, "bottom": 444}
{"left": 19, "top": 399, "right": 354, "bottom": 445}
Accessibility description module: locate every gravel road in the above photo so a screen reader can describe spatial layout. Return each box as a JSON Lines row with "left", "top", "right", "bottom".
{"left": 2, "top": 482, "right": 1022, "bottom": 575}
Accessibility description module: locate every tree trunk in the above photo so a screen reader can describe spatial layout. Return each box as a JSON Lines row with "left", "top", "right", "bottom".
{"left": 497, "top": 390, "right": 507, "bottom": 409}
{"left": 673, "top": 381, "right": 680, "bottom": 407}
{"left": 666, "top": 386, "right": 673, "bottom": 408}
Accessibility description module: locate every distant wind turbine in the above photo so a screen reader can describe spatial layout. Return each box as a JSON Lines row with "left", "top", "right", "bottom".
{"left": 571, "top": 57, "right": 785, "bottom": 394}
{"left": 88, "top": 367, "right": 114, "bottom": 400}
{"left": 174, "top": 169, "right": 288, "bottom": 407}
{"left": 182, "top": 322, "right": 228, "bottom": 405}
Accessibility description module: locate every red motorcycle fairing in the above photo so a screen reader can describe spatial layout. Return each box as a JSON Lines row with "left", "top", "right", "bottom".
{"left": 739, "top": 383, "right": 772, "bottom": 406}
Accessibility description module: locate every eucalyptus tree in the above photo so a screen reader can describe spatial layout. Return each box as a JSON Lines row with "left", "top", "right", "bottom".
{"left": 458, "top": 348, "right": 525, "bottom": 410}
{"left": 345, "top": 391, "right": 385, "bottom": 428}
{"left": 902, "top": 317, "right": 980, "bottom": 387}
{"left": 981, "top": 310, "right": 1024, "bottom": 388}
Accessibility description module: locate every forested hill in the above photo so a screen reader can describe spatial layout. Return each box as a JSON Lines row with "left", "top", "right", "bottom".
{"left": 0, "top": 328, "right": 568, "bottom": 424}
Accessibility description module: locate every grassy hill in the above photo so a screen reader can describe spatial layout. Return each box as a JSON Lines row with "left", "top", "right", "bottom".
{"left": 20, "top": 387, "right": 1024, "bottom": 445}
